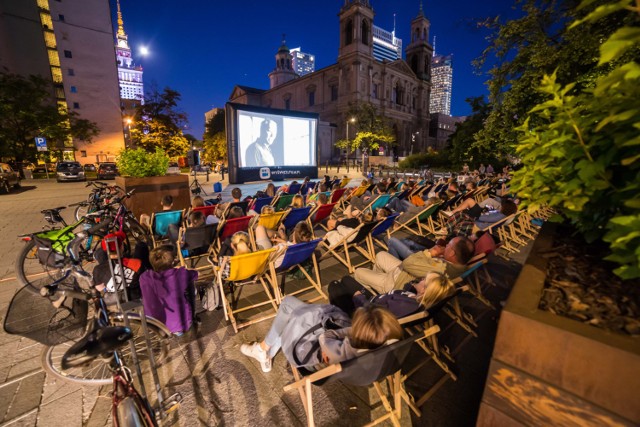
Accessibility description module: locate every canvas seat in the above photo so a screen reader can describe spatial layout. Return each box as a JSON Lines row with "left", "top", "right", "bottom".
{"left": 272, "top": 194, "right": 295, "bottom": 211}
{"left": 268, "top": 239, "right": 325, "bottom": 303}
{"left": 329, "top": 187, "right": 347, "bottom": 204}
{"left": 148, "top": 209, "right": 184, "bottom": 247}
{"left": 176, "top": 224, "right": 216, "bottom": 272}
{"left": 287, "top": 183, "right": 302, "bottom": 194}
{"left": 282, "top": 206, "right": 312, "bottom": 232}
{"left": 392, "top": 203, "right": 442, "bottom": 238}
{"left": 214, "top": 215, "right": 253, "bottom": 255}
{"left": 306, "top": 202, "right": 338, "bottom": 235}
{"left": 368, "top": 213, "right": 399, "bottom": 256}
{"left": 249, "top": 211, "right": 287, "bottom": 248}
{"left": 212, "top": 248, "right": 278, "bottom": 333}
{"left": 283, "top": 325, "right": 440, "bottom": 427}
{"left": 188, "top": 205, "right": 217, "bottom": 220}
{"left": 249, "top": 196, "right": 274, "bottom": 214}
{"left": 319, "top": 220, "right": 381, "bottom": 273}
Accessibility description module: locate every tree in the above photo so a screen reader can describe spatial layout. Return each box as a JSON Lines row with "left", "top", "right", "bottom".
{"left": 335, "top": 103, "right": 395, "bottom": 171}
{"left": 473, "top": 0, "right": 634, "bottom": 159}
{"left": 130, "top": 86, "right": 190, "bottom": 157}
{"left": 447, "top": 96, "right": 494, "bottom": 168}
{"left": 202, "top": 109, "right": 226, "bottom": 163}
{"left": 0, "top": 72, "right": 99, "bottom": 161}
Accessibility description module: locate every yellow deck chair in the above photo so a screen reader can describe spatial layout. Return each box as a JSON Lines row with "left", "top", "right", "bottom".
{"left": 215, "top": 248, "right": 278, "bottom": 333}
{"left": 249, "top": 211, "right": 288, "bottom": 248}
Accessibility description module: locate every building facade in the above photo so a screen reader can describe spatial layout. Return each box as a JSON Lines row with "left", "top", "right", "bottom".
{"left": 115, "top": 0, "right": 143, "bottom": 115}
{"left": 429, "top": 112, "right": 465, "bottom": 150}
{"left": 430, "top": 53, "right": 453, "bottom": 116}
{"left": 0, "top": 0, "right": 125, "bottom": 163}
{"left": 290, "top": 47, "right": 315, "bottom": 77}
{"left": 229, "top": 0, "right": 433, "bottom": 163}
{"left": 372, "top": 24, "right": 402, "bottom": 62}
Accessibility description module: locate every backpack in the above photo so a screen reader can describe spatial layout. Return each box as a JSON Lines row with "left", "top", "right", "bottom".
{"left": 281, "top": 303, "right": 351, "bottom": 368}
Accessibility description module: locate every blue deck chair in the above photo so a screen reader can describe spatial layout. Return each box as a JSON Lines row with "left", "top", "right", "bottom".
{"left": 282, "top": 206, "right": 312, "bottom": 231}
{"left": 368, "top": 213, "right": 399, "bottom": 256}
{"left": 287, "top": 183, "right": 302, "bottom": 194}
{"left": 268, "top": 238, "right": 326, "bottom": 303}
{"left": 149, "top": 209, "right": 184, "bottom": 247}
{"left": 251, "top": 196, "right": 274, "bottom": 214}
{"left": 358, "top": 194, "right": 391, "bottom": 217}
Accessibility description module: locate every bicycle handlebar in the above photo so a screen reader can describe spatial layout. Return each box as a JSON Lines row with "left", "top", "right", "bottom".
{"left": 67, "top": 217, "right": 113, "bottom": 262}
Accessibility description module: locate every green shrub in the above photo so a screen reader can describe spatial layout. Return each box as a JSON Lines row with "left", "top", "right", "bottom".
{"left": 116, "top": 147, "right": 169, "bottom": 178}
{"left": 398, "top": 149, "right": 452, "bottom": 169}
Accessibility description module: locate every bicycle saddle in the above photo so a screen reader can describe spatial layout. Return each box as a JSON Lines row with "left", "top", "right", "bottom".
{"left": 41, "top": 207, "right": 66, "bottom": 224}
{"left": 62, "top": 324, "right": 132, "bottom": 369}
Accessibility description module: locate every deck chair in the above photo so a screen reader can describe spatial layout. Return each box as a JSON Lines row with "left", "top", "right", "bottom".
{"left": 341, "top": 185, "right": 368, "bottom": 211}
{"left": 485, "top": 214, "right": 518, "bottom": 259}
{"left": 338, "top": 177, "right": 351, "bottom": 188}
{"left": 287, "top": 183, "right": 302, "bottom": 194}
{"left": 249, "top": 196, "right": 274, "bottom": 214}
{"left": 398, "top": 287, "right": 468, "bottom": 415}
{"left": 249, "top": 211, "right": 288, "bottom": 247}
{"left": 176, "top": 224, "right": 216, "bottom": 272}
{"left": 213, "top": 248, "right": 278, "bottom": 333}
{"left": 319, "top": 220, "right": 381, "bottom": 273}
{"left": 329, "top": 187, "right": 347, "bottom": 204}
{"left": 268, "top": 239, "right": 326, "bottom": 303}
{"left": 149, "top": 209, "right": 184, "bottom": 247}
{"left": 368, "top": 213, "right": 399, "bottom": 256}
{"left": 189, "top": 205, "right": 217, "bottom": 219}
{"left": 353, "top": 194, "right": 391, "bottom": 218}
{"left": 283, "top": 325, "right": 440, "bottom": 427}
{"left": 282, "top": 206, "right": 312, "bottom": 232}
{"left": 307, "top": 202, "right": 338, "bottom": 235}
{"left": 273, "top": 194, "right": 295, "bottom": 211}
{"left": 214, "top": 215, "right": 253, "bottom": 254}
{"left": 392, "top": 203, "right": 441, "bottom": 237}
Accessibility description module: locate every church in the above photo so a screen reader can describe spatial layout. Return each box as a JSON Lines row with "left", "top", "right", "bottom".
{"left": 229, "top": 0, "right": 433, "bottom": 164}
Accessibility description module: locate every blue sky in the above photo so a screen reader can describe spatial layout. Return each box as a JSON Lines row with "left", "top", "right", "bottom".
{"left": 113, "top": 0, "right": 516, "bottom": 138}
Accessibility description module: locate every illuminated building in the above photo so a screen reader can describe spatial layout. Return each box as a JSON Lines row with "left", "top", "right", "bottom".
{"left": 0, "top": 0, "right": 125, "bottom": 163}
{"left": 430, "top": 52, "right": 453, "bottom": 116}
{"left": 372, "top": 22, "right": 402, "bottom": 62}
{"left": 114, "top": 0, "right": 143, "bottom": 113}
{"left": 290, "top": 47, "right": 315, "bottom": 76}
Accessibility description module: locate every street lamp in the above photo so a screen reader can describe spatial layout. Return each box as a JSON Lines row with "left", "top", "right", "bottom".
{"left": 411, "top": 131, "right": 420, "bottom": 155}
{"left": 123, "top": 117, "right": 133, "bottom": 148}
{"left": 346, "top": 117, "right": 356, "bottom": 171}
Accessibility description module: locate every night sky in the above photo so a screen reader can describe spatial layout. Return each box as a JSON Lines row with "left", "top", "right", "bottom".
{"left": 111, "top": 0, "right": 517, "bottom": 138}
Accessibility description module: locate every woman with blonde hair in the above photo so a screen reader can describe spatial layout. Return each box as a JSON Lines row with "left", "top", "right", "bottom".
{"left": 240, "top": 296, "right": 403, "bottom": 372}
{"left": 328, "top": 272, "right": 453, "bottom": 318}
{"left": 218, "top": 231, "right": 252, "bottom": 280}
{"left": 290, "top": 194, "right": 305, "bottom": 209}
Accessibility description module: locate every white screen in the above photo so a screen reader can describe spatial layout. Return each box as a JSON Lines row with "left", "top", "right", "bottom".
{"left": 237, "top": 110, "right": 317, "bottom": 168}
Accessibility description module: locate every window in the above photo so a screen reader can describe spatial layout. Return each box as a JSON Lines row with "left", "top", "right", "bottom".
{"left": 372, "top": 84, "right": 378, "bottom": 99}
{"left": 361, "top": 20, "right": 370, "bottom": 45}
{"left": 68, "top": 68, "right": 74, "bottom": 76}
{"left": 70, "top": 86, "right": 77, "bottom": 93}
{"left": 47, "top": 48, "right": 60, "bottom": 66}
{"left": 344, "top": 20, "right": 353, "bottom": 45}
{"left": 51, "top": 66, "right": 62, "bottom": 83}
{"left": 73, "top": 102, "right": 79, "bottom": 109}
{"left": 331, "top": 85, "right": 338, "bottom": 101}
{"left": 80, "top": 151, "right": 87, "bottom": 157}
{"left": 63, "top": 50, "right": 72, "bottom": 58}
{"left": 308, "top": 91, "right": 315, "bottom": 107}
{"left": 58, "top": 14, "right": 65, "bottom": 21}
{"left": 285, "top": 99, "right": 291, "bottom": 110}
{"left": 43, "top": 31, "right": 56, "bottom": 48}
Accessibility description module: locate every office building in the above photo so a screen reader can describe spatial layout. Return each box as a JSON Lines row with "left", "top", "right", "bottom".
{"left": 115, "top": 0, "right": 143, "bottom": 115}
{"left": 0, "top": 0, "right": 125, "bottom": 163}
{"left": 290, "top": 47, "right": 315, "bottom": 76}
{"left": 372, "top": 24, "right": 402, "bottom": 62}
{"left": 230, "top": 0, "right": 433, "bottom": 162}
{"left": 430, "top": 53, "right": 453, "bottom": 115}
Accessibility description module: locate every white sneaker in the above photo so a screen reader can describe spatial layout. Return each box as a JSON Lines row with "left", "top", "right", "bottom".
{"left": 240, "top": 342, "right": 272, "bottom": 373}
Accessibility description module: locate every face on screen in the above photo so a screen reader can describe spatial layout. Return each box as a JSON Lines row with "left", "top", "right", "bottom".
{"left": 264, "top": 120, "right": 277, "bottom": 145}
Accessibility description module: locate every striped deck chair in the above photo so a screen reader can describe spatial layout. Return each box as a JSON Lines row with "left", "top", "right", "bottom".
{"left": 149, "top": 209, "right": 184, "bottom": 247}
{"left": 268, "top": 239, "right": 326, "bottom": 303}
{"left": 319, "top": 220, "right": 381, "bottom": 273}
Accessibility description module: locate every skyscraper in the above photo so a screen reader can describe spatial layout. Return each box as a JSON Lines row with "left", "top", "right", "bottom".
{"left": 290, "top": 47, "right": 315, "bottom": 76}
{"left": 114, "top": 0, "right": 143, "bottom": 109}
{"left": 372, "top": 23, "right": 402, "bottom": 62}
{"left": 0, "top": 0, "right": 125, "bottom": 163}
{"left": 430, "top": 52, "right": 453, "bottom": 115}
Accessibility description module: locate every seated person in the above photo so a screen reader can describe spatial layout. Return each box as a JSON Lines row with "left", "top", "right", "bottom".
{"left": 140, "top": 194, "right": 174, "bottom": 228}
{"left": 289, "top": 194, "right": 305, "bottom": 209}
{"left": 139, "top": 245, "right": 198, "bottom": 336}
{"left": 191, "top": 195, "right": 218, "bottom": 225}
{"left": 254, "top": 221, "right": 313, "bottom": 268}
{"left": 329, "top": 272, "right": 453, "bottom": 318}
{"left": 474, "top": 199, "right": 518, "bottom": 231}
{"left": 167, "top": 210, "right": 206, "bottom": 250}
{"left": 354, "top": 237, "right": 474, "bottom": 294}
{"left": 218, "top": 231, "right": 252, "bottom": 278}
{"left": 240, "top": 297, "right": 402, "bottom": 372}
{"left": 347, "top": 182, "right": 386, "bottom": 215}
{"left": 307, "top": 182, "right": 328, "bottom": 202}
{"left": 442, "top": 199, "right": 518, "bottom": 239}
{"left": 324, "top": 208, "right": 390, "bottom": 247}
{"left": 215, "top": 187, "right": 244, "bottom": 219}
{"left": 309, "top": 192, "right": 329, "bottom": 209}
{"left": 396, "top": 196, "right": 441, "bottom": 225}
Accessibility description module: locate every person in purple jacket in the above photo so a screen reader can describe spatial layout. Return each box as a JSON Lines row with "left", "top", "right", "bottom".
{"left": 139, "top": 245, "right": 198, "bottom": 336}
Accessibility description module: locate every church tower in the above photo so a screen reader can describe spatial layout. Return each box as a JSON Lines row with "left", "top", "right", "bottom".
{"left": 114, "top": 0, "right": 143, "bottom": 105}
{"left": 337, "top": 0, "right": 374, "bottom": 60}
{"left": 405, "top": 2, "right": 433, "bottom": 81}
{"left": 269, "top": 36, "right": 298, "bottom": 89}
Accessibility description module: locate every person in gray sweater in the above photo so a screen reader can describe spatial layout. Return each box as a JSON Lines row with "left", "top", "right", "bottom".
{"left": 240, "top": 296, "right": 403, "bottom": 373}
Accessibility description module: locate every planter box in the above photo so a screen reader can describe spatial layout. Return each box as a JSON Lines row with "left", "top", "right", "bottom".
{"left": 115, "top": 175, "right": 190, "bottom": 220}
{"left": 477, "top": 224, "right": 640, "bottom": 426}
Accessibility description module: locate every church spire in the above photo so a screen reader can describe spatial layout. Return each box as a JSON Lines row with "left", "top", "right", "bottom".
{"left": 418, "top": 1, "right": 424, "bottom": 17}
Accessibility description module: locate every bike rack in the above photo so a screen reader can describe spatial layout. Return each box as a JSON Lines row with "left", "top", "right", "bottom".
{"left": 104, "top": 237, "right": 182, "bottom": 421}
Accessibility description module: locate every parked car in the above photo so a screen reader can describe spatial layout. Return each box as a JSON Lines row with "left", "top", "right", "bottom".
{"left": 56, "top": 161, "right": 86, "bottom": 182}
{"left": 97, "top": 162, "right": 118, "bottom": 180}
{"left": 33, "top": 163, "right": 52, "bottom": 173}
{"left": 0, "top": 163, "right": 22, "bottom": 193}
{"left": 166, "top": 162, "right": 181, "bottom": 175}
{"left": 84, "top": 163, "right": 96, "bottom": 172}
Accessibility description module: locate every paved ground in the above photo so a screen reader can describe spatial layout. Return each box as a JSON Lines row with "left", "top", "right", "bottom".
{"left": 0, "top": 170, "right": 532, "bottom": 426}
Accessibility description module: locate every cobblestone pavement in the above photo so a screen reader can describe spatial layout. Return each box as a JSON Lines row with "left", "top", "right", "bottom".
{"left": 0, "top": 173, "right": 529, "bottom": 427}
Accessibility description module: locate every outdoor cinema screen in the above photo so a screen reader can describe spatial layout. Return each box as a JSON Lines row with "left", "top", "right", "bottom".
{"left": 226, "top": 103, "right": 318, "bottom": 184}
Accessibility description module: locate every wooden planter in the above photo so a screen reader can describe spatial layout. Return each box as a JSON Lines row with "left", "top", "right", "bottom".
{"left": 477, "top": 224, "right": 640, "bottom": 426}
{"left": 116, "top": 175, "right": 190, "bottom": 220}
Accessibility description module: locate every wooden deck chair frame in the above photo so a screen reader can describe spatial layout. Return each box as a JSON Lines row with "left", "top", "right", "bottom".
{"left": 353, "top": 194, "right": 391, "bottom": 218}
{"left": 283, "top": 325, "right": 440, "bottom": 427}
{"left": 341, "top": 185, "right": 368, "bottom": 211}
{"left": 392, "top": 203, "right": 441, "bottom": 238}
{"left": 213, "top": 248, "right": 279, "bottom": 333}
{"left": 148, "top": 209, "right": 185, "bottom": 248}
{"left": 319, "top": 220, "right": 381, "bottom": 273}
{"left": 249, "top": 210, "right": 288, "bottom": 249}
{"left": 441, "top": 281, "right": 478, "bottom": 337}
{"left": 267, "top": 239, "right": 326, "bottom": 304}
{"left": 213, "top": 215, "right": 254, "bottom": 255}
{"left": 367, "top": 213, "right": 400, "bottom": 259}
{"left": 176, "top": 224, "right": 216, "bottom": 273}
{"left": 306, "top": 202, "right": 338, "bottom": 236}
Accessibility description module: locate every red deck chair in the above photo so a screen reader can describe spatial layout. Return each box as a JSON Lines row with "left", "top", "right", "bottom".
{"left": 214, "top": 215, "right": 253, "bottom": 254}
{"left": 306, "top": 202, "right": 338, "bottom": 235}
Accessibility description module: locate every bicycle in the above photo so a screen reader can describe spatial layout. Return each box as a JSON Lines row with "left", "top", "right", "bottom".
{"left": 5, "top": 227, "right": 177, "bottom": 425}
{"left": 71, "top": 181, "right": 121, "bottom": 221}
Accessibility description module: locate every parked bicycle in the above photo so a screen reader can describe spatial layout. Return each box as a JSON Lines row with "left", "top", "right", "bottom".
{"left": 71, "top": 181, "right": 121, "bottom": 221}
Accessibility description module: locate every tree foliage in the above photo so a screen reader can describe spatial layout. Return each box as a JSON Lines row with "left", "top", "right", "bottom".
{"left": 447, "top": 96, "right": 495, "bottom": 168}
{"left": 130, "top": 86, "right": 190, "bottom": 157}
{"left": 202, "top": 109, "right": 227, "bottom": 163}
{"left": 473, "top": 0, "right": 634, "bottom": 159}
{"left": 511, "top": 0, "right": 640, "bottom": 279}
{"left": 116, "top": 147, "right": 169, "bottom": 177}
{"left": 0, "top": 72, "right": 99, "bottom": 161}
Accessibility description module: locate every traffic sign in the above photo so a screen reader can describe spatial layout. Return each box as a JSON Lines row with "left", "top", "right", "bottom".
{"left": 35, "top": 137, "right": 48, "bottom": 152}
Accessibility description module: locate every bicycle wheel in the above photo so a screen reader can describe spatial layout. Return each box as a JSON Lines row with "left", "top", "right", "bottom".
{"left": 115, "top": 396, "right": 157, "bottom": 427}
{"left": 15, "top": 240, "right": 66, "bottom": 295}
{"left": 74, "top": 203, "right": 90, "bottom": 222}
{"left": 41, "top": 315, "right": 171, "bottom": 385}
{"left": 122, "top": 218, "right": 151, "bottom": 247}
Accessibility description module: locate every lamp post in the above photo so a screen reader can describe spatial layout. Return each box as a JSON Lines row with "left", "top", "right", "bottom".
{"left": 123, "top": 117, "right": 133, "bottom": 148}
{"left": 346, "top": 117, "right": 356, "bottom": 172}
{"left": 411, "top": 131, "right": 420, "bottom": 155}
